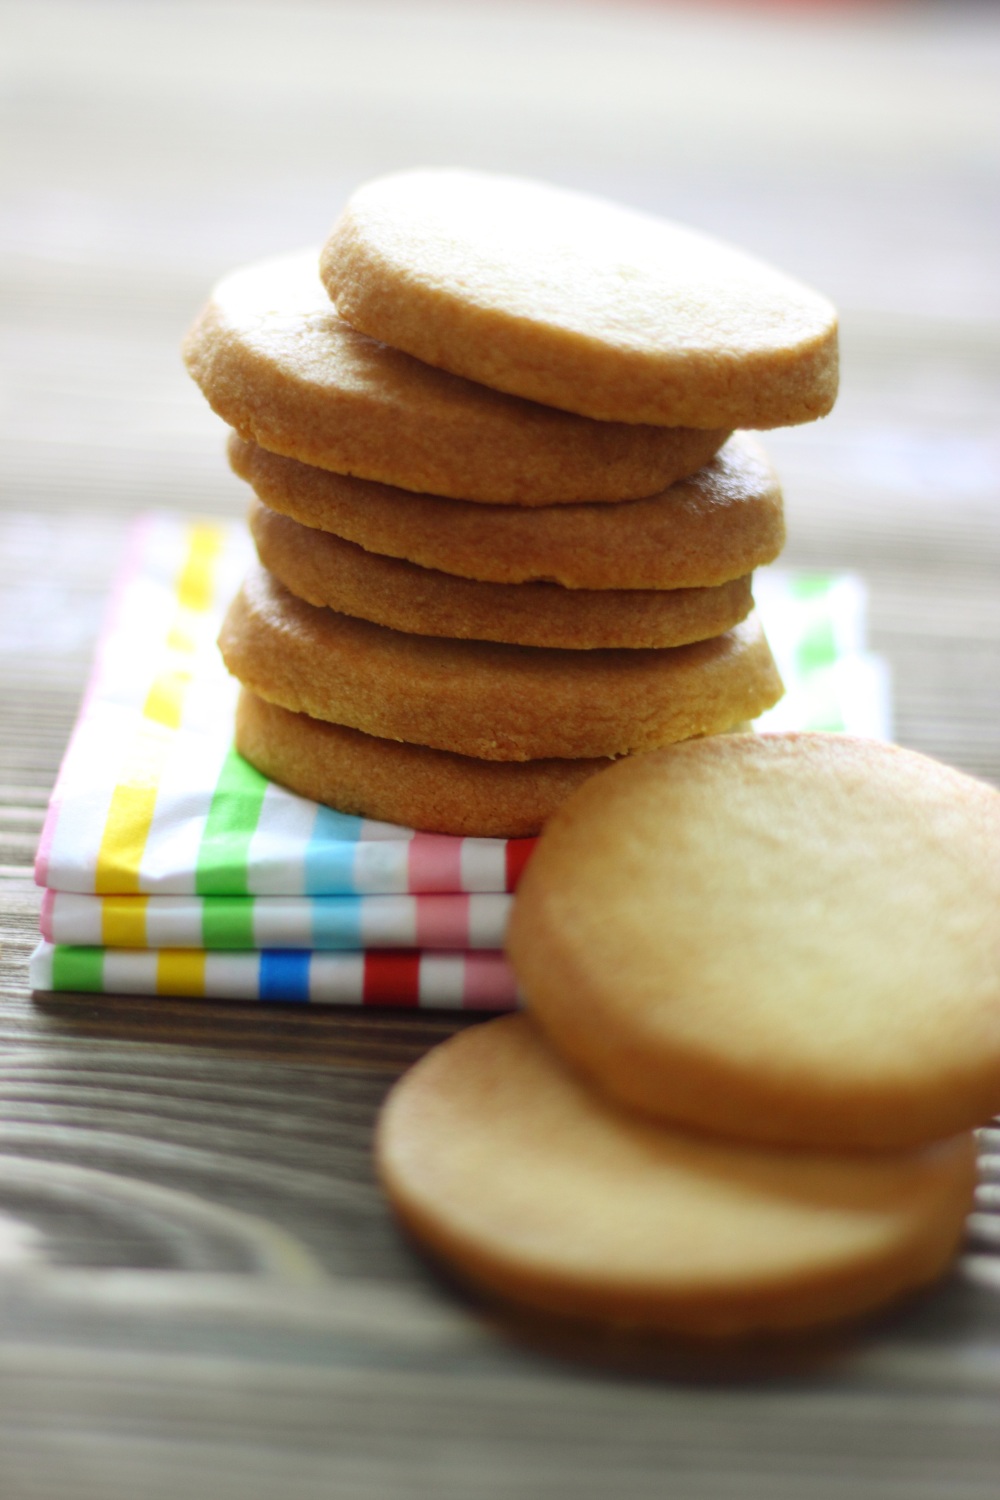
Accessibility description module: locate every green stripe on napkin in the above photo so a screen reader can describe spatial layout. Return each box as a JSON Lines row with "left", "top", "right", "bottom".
{"left": 195, "top": 749, "right": 270, "bottom": 896}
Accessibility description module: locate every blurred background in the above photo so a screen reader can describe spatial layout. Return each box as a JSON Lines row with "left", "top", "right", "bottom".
{"left": 2, "top": 0, "right": 999, "bottom": 780}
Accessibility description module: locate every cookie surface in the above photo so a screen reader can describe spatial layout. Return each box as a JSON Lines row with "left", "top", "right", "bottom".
{"left": 219, "top": 566, "right": 783, "bottom": 761}
{"left": 507, "top": 733, "right": 1000, "bottom": 1150}
{"left": 322, "top": 170, "right": 839, "bottom": 429}
{"left": 249, "top": 498, "right": 754, "bottom": 651}
{"left": 377, "top": 1015, "right": 975, "bottom": 1337}
{"left": 230, "top": 430, "right": 784, "bottom": 591}
{"left": 183, "top": 251, "right": 727, "bottom": 505}
{"left": 236, "top": 690, "right": 612, "bottom": 837}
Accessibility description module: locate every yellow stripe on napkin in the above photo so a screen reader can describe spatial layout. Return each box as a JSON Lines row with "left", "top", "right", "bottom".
{"left": 101, "top": 894, "right": 149, "bottom": 948}
{"left": 156, "top": 949, "right": 206, "bottom": 997}
{"left": 95, "top": 523, "right": 225, "bottom": 895}
{"left": 175, "top": 527, "right": 222, "bottom": 613}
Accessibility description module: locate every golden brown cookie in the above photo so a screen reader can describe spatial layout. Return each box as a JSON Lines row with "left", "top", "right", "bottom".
{"left": 507, "top": 733, "right": 1000, "bottom": 1151}
{"left": 236, "top": 690, "right": 614, "bottom": 837}
{"left": 183, "top": 251, "right": 728, "bottom": 505}
{"left": 248, "top": 498, "right": 754, "bottom": 651}
{"left": 230, "top": 430, "right": 785, "bottom": 591}
{"left": 322, "top": 170, "right": 839, "bottom": 429}
{"left": 377, "top": 1015, "right": 976, "bottom": 1337}
{"left": 219, "top": 566, "right": 783, "bottom": 761}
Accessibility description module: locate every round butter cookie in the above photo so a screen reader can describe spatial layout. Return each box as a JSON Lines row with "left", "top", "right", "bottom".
{"left": 218, "top": 566, "right": 782, "bottom": 762}
{"left": 507, "top": 734, "right": 1000, "bottom": 1151}
{"left": 321, "top": 170, "right": 839, "bottom": 429}
{"left": 377, "top": 1015, "right": 976, "bottom": 1337}
{"left": 249, "top": 499, "right": 754, "bottom": 651}
{"left": 230, "top": 430, "right": 785, "bottom": 591}
{"left": 183, "top": 251, "right": 727, "bottom": 505}
{"left": 236, "top": 690, "right": 613, "bottom": 837}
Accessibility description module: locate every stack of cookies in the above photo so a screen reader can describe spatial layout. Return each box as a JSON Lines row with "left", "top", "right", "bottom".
{"left": 184, "top": 170, "right": 840, "bottom": 836}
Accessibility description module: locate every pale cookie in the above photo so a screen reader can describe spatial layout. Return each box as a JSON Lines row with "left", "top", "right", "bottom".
{"left": 230, "top": 430, "right": 785, "bottom": 591}
{"left": 507, "top": 734, "right": 1000, "bottom": 1151}
{"left": 183, "top": 251, "right": 727, "bottom": 505}
{"left": 249, "top": 499, "right": 754, "bottom": 651}
{"left": 236, "top": 690, "right": 613, "bottom": 837}
{"left": 218, "top": 566, "right": 782, "bottom": 762}
{"left": 377, "top": 1015, "right": 976, "bottom": 1337}
{"left": 322, "top": 170, "right": 839, "bottom": 429}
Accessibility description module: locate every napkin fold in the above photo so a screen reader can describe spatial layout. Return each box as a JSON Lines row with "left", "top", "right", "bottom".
{"left": 40, "top": 891, "right": 512, "bottom": 950}
{"left": 30, "top": 943, "right": 518, "bottom": 1009}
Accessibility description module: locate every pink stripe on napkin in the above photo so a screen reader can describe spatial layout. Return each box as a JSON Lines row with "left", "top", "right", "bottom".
{"left": 415, "top": 893, "right": 470, "bottom": 950}
{"left": 463, "top": 952, "right": 519, "bottom": 1010}
{"left": 407, "top": 832, "right": 465, "bottom": 892}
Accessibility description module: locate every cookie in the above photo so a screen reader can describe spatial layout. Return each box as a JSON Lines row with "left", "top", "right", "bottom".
{"left": 230, "top": 430, "right": 785, "bottom": 591}
{"left": 219, "top": 566, "right": 783, "bottom": 761}
{"left": 377, "top": 1015, "right": 976, "bottom": 1337}
{"left": 507, "top": 733, "right": 1000, "bottom": 1150}
{"left": 321, "top": 170, "right": 839, "bottom": 429}
{"left": 248, "top": 499, "right": 754, "bottom": 651}
{"left": 236, "top": 690, "right": 614, "bottom": 838}
{"left": 183, "top": 251, "right": 728, "bottom": 505}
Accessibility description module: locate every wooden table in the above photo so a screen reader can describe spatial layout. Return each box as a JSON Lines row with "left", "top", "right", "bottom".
{"left": 2, "top": 3, "right": 999, "bottom": 1494}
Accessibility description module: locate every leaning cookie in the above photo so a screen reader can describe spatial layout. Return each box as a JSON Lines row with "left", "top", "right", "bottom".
{"left": 507, "top": 733, "right": 1000, "bottom": 1151}
{"left": 322, "top": 169, "right": 838, "bottom": 429}
{"left": 376, "top": 1015, "right": 976, "bottom": 1337}
{"left": 248, "top": 499, "right": 754, "bottom": 651}
{"left": 183, "top": 250, "right": 727, "bottom": 505}
{"left": 219, "top": 566, "right": 783, "bottom": 762}
{"left": 229, "top": 430, "right": 785, "bottom": 591}
{"left": 235, "top": 690, "right": 615, "bottom": 838}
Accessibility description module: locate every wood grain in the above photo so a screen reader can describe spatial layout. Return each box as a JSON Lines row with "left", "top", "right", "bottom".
{"left": 2, "top": 2, "right": 1000, "bottom": 1494}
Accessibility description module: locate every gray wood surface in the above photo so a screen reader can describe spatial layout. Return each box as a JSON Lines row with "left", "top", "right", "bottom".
{"left": 2, "top": 2, "right": 999, "bottom": 1495}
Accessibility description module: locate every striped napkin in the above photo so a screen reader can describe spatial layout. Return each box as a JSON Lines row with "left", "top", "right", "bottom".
{"left": 30, "top": 512, "right": 890, "bottom": 1008}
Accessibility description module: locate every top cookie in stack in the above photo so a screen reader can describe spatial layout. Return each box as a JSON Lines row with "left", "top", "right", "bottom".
{"left": 184, "top": 170, "right": 838, "bottom": 837}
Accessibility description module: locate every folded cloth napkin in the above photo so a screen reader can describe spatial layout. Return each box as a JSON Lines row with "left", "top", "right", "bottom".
{"left": 30, "top": 944, "right": 519, "bottom": 1009}
{"left": 30, "top": 513, "right": 890, "bottom": 1007}
{"left": 41, "top": 891, "right": 512, "bottom": 950}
